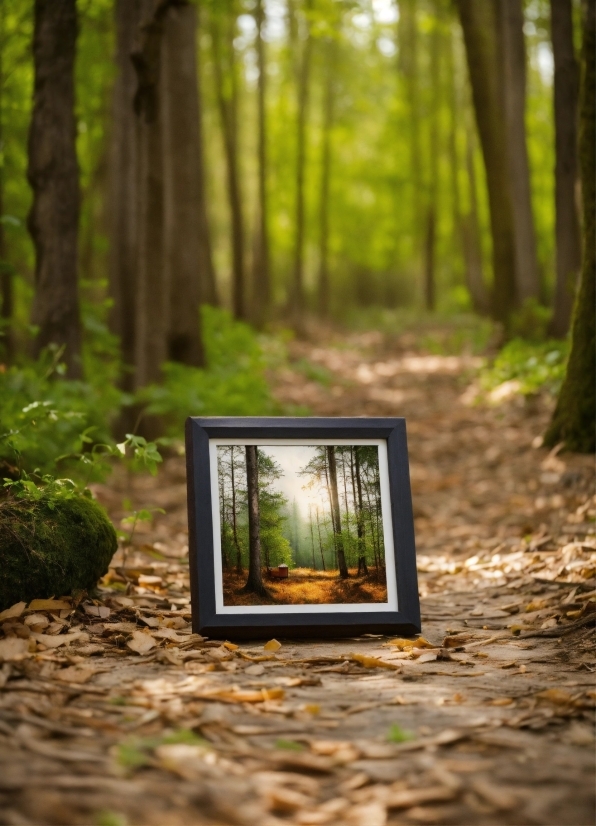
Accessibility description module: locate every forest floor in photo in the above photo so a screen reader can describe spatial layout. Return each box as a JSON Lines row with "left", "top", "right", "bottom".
{"left": 222, "top": 568, "right": 388, "bottom": 607}
{"left": 0, "top": 325, "right": 594, "bottom": 826}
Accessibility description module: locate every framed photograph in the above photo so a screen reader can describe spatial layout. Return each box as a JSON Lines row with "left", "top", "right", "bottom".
{"left": 185, "top": 418, "right": 420, "bottom": 639}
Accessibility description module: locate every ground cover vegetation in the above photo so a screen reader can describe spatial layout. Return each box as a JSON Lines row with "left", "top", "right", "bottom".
{"left": 0, "top": 0, "right": 594, "bottom": 821}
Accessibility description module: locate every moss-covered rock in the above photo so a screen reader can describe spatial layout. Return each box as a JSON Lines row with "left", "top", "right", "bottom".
{"left": 0, "top": 494, "right": 117, "bottom": 610}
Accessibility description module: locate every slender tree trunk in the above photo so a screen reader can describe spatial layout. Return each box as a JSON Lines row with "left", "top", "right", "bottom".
{"left": 456, "top": 0, "right": 517, "bottom": 325}
{"left": 230, "top": 447, "right": 242, "bottom": 573}
{"left": 243, "top": 445, "right": 269, "bottom": 597}
{"left": 131, "top": 0, "right": 171, "bottom": 388}
{"left": 316, "top": 506, "right": 326, "bottom": 571}
{"left": 549, "top": 0, "right": 582, "bottom": 337}
{"left": 161, "top": 1, "right": 205, "bottom": 367}
{"left": 28, "top": 0, "right": 82, "bottom": 377}
{"left": 309, "top": 505, "right": 316, "bottom": 569}
{"left": 423, "top": 16, "right": 440, "bottom": 312}
{"left": 362, "top": 466, "right": 379, "bottom": 575}
{"left": 251, "top": 0, "right": 270, "bottom": 327}
{"left": 326, "top": 446, "right": 348, "bottom": 578}
{"left": 211, "top": 5, "right": 245, "bottom": 320}
{"left": 353, "top": 447, "right": 368, "bottom": 576}
{"left": 291, "top": 0, "right": 312, "bottom": 328}
{"left": 0, "top": 6, "right": 13, "bottom": 362}
{"left": 195, "top": 1, "right": 218, "bottom": 308}
{"left": 317, "top": 36, "right": 335, "bottom": 318}
{"left": 219, "top": 458, "right": 229, "bottom": 568}
{"left": 545, "top": 0, "right": 595, "bottom": 453}
{"left": 497, "top": 0, "right": 540, "bottom": 303}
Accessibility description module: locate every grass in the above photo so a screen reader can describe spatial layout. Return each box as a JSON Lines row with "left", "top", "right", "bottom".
{"left": 222, "top": 567, "right": 388, "bottom": 607}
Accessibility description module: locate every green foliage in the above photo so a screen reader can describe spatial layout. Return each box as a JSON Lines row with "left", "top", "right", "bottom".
{"left": 387, "top": 724, "right": 413, "bottom": 744}
{"left": 481, "top": 339, "right": 569, "bottom": 397}
{"left": 116, "top": 730, "right": 209, "bottom": 770}
{"left": 136, "top": 307, "right": 279, "bottom": 434}
{"left": 0, "top": 491, "right": 117, "bottom": 609}
{"left": 275, "top": 739, "right": 304, "bottom": 751}
{"left": 94, "top": 811, "right": 128, "bottom": 826}
{"left": 509, "top": 298, "right": 552, "bottom": 342}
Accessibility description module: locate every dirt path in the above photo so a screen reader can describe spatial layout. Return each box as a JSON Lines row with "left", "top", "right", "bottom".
{"left": 1, "top": 331, "right": 594, "bottom": 826}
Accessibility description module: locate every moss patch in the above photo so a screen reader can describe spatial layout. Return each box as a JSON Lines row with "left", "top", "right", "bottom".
{"left": 0, "top": 494, "right": 117, "bottom": 610}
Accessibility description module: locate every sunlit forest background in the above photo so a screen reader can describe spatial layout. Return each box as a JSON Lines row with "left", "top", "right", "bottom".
{"left": 0, "top": 0, "right": 593, "bottom": 491}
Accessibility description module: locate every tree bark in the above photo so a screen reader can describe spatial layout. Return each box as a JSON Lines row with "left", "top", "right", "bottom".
{"left": 326, "top": 446, "right": 348, "bottom": 579}
{"left": 316, "top": 506, "right": 326, "bottom": 571}
{"left": 544, "top": 0, "right": 595, "bottom": 454}
{"left": 161, "top": 2, "right": 205, "bottom": 367}
{"left": 243, "top": 445, "right": 269, "bottom": 597}
{"left": 211, "top": 4, "right": 246, "bottom": 321}
{"left": 456, "top": 0, "right": 517, "bottom": 326}
{"left": 353, "top": 447, "right": 368, "bottom": 576}
{"left": 251, "top": 0, "right": 270, "bottom": 327}
{"left": 549, "top": 0, "right": 582, "bottom": 337}
{"left": 317, "top": 35, "right": 336, "bottom": 319}
{"left": 131, "top": 0, "right": 171, "bottom": 389}
{"left": 109, "top": 0, "right": 141, "bottom": 390}
{"left": 229, "top": 446, "right": 242, "bottom": 574}
{"left": 0, "top": 23, "right": 12, "bottom": 362}
{"left": 423, "top": 16, "right": 440, "bottom": 312}
{"left": 497, "top": 0, "right": 540, "bottom": 303}
{"left": 291, "top": 0, "right": 312, "bottom": 329}
{"left": 28, "top": 0, "right": 82, "bottom": 378}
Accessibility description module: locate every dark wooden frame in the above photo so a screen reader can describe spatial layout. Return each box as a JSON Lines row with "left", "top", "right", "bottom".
{"left": 185, "top": 417, "right": 420, "bottom": 639}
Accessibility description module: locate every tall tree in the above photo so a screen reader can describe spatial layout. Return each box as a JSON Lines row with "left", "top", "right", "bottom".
{"left": 352, "top": 447, "right": 368, "bottom": 576}
{"left": 544, "top": 0, "right": 595, "bottom": 453}
{"left": 456, "top": 0, "right": 517, "bottom": 325}
{"left": 326, "top": 446, "right": 348, "bottom": 578}
{"left": 549, "top": 0, "right": 582, "bottom": 337}
{"left": 27, "top": 0, "right": 82, "bottom": 377}
{"left": 317, "top": 33, "right": 336, "bottom": 318}
{"left": 423, "top": 14, "right": 440, "bottom": 312}
{"left": 497, "top": 0, "right": 540, "bottom": 303}
{"left": 211, "top": 1, "right": 246, "bottom": 320}
{"left": 161, "top": 1, "right": 205, "bottom": 366}
{"left": 291, "top": 0, "right": 312, "bottom": 328}
{"left": 243, "top": 445, "right": 269, "bottom": 597}
{"left": 0, "top": 3, "right": 12, "bottom": 361}
{"left": 251, "top": 0, "right": 270, "bottom": 327}
{"left": 109, "top": 0, "right": 141, "bottom": 389}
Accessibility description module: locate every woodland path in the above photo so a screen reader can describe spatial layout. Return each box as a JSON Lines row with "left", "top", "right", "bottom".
{"left": 1, "top": 329, "right": 594, "bottom": 826}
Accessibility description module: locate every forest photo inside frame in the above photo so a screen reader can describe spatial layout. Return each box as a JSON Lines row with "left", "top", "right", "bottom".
{"left": 211, "top": 439, "right": 397, "bottom": 612}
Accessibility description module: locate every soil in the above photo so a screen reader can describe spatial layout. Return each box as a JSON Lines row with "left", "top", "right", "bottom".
{"left": 0, "top": 327, "right": 594, "bottom": 826}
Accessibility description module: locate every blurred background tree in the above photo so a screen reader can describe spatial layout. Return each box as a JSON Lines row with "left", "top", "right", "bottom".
{"left": 0, "top": 0, "right": 593, "bottom": 452}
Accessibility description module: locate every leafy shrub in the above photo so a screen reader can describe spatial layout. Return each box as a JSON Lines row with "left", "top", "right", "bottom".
{"left": 480, "top": 338, "right": 569, "bottom": 396}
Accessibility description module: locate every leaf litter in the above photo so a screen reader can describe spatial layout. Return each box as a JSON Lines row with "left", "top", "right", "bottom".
{"left": 0, "top": 330, "right": 594, "bottom": 825}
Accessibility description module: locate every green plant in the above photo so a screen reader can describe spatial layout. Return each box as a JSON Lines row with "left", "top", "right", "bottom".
{"left": 387, "top": 724, "right": 413, "bottom": 744}
{"left": 480, "top": 338, "right": 569, "bottom": 397}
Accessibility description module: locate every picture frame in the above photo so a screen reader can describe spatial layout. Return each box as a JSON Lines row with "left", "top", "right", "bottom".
{"left": 185, "top": 417, "right": 420, "bottom": 640}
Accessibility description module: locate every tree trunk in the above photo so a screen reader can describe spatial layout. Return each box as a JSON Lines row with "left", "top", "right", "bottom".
{"left": 161, "top": 2, "right": 205, "bottom": 367}
{"left": 251, "top": 0, "right": 270, "bottom": 327}
{"left": 0, "top": 8, "right": 13, "bottom": 363}
{"left": 230, "top": 447, "right": 242, "bottom": 574}
{"left": 544, "top": 0, "right": 595, "bottom": 454}
{"left": 243, "top": 445, "right": 269, "bottom": 597}
{"left": 316, "top": 507, "right": 326, "bottom": 571}
{"left": 317, "top": 36, "right": 335, "bottom": 319}
{"left": 423, "top": 16, "right": 440, "bottom": 312}
{"left": 497, "top": 0, "right": 540, "bottom": 303}
{"left": 109, "top": 0, "right": 140, "bottom": 390}
{"left": 549, "top": 0, "right": 582, "bottom": 337}
{"left": 456, "top": 0, "right": 517, "bottom": 326}
{"left": 353, "top": 447, "right": 368, "bottom": 576}
{"left": 326, "top": 446, "right": 348, "bottom": 578}
{"left": 211, "top": 5, "right": 245, "bottom": 321}
{"left": 131, "top": 0, "right": 171, "bottom": 389}
{"left": 309, "top": 505, "right": 316, "bottom": 568}
{"left": 291, "top": 0, "right": 312, "bottom": 328}
{"left": 27, "top": 0, "right": 82, "bottom": 378}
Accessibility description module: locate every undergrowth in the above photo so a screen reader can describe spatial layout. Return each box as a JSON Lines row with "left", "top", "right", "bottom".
{"left": 480, "top": 338, "right": 569, "bottom": 397}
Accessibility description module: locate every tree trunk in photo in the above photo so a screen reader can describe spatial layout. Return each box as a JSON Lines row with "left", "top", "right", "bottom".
{"left": 353, "top": 447, "right": 368, "bottom": 576}
{"left": 316, "top": 506, "right": 326, "bottom": 571}
{"left": 161, "top": 1, "right": 205, "bottom": 367}
{"left": 456, "top": 0, "right": 517, "bottom": 326}
{"left": 291, "top": 0, "right": 312, "bottom": 329}
{"left": 251, "top": 0, "right": 270, "bottom": 327}
{"left": 423, "top": 18, "right": 440, "bottom": 313}
{"left": 219, "top": 461, "right": 230, "bottom": 568}
{"left": 317, "top": 36, "right": 336, "bottom": 319}
{"left": 549, "top": 0, "right": 582, "bottom": 337}
{"left": 326, "top": 446, "right": 348, "bottom": 578}
{"left": 243, "top": 445, "right": 269, "bottom": 597}
{"left": 497, "top": 0, "right": 540, "bottom": 304}
{"left": 131, "top": 0, "right": 170, "bottom": 389}
{"left": 309, "top": 505, "right": 316, "bottom": 569}
{"left": 27, "top": 0, "right": 82, "bottom": 378}
{"left": 544, "top": 0, "right": 595, "bottom": 454}
{"left": 230, "top": 447, "right": 242, "bottom": 574}
{"left": 211, "top": 5, "right": 246, "bottom": 321}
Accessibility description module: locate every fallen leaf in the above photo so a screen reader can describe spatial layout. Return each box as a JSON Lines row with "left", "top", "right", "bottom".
{"left": 204, "top": 687, "right": 285, "bottom": 703}
{"left": 264, "top": 639, "right": 282, "bottom": 652}
{"left": 31, "top": 631, "right": 84, "bottom": 649}
{"left": 536, "top": 688, "right": 575, "bottom": 706}
{"left": 386, "top": 636, "right": 435, "bottom": 650}
{"left": 386, "top": 785, "right": 457, "bottom": 809}
{"left": 23, "top": 613, "right": 50, "bottom": 631}
{"left": 127, "top": 630, "right": 157, "bottom": 655}
{"left": 490, "top": 697, "right": 514, "bottom": 706}
{"left": 223, "top": 642, "right": 239, "bottom": 651}
{"left": 0, "top": 602, "right": 26, "bottom": 621}
{"left": 416, "top": 651, "right": 439, "bottom": 663}
{"left": 245, "top": 664, "right": 266, "bottom": 676}
{"left": 27, "top": 599, "right": 71, "bottom": 612}
{"left": 83, "top": 604, "right": 111, "bottom": 619}
{"left": 0, "top": 637, "right": 30, "bottom": 661}
{"left": 349, "top": 653, "right": 400, "bottom": 670}
{"left": 55, "top": 666, "right": 95, "bottom": 684}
